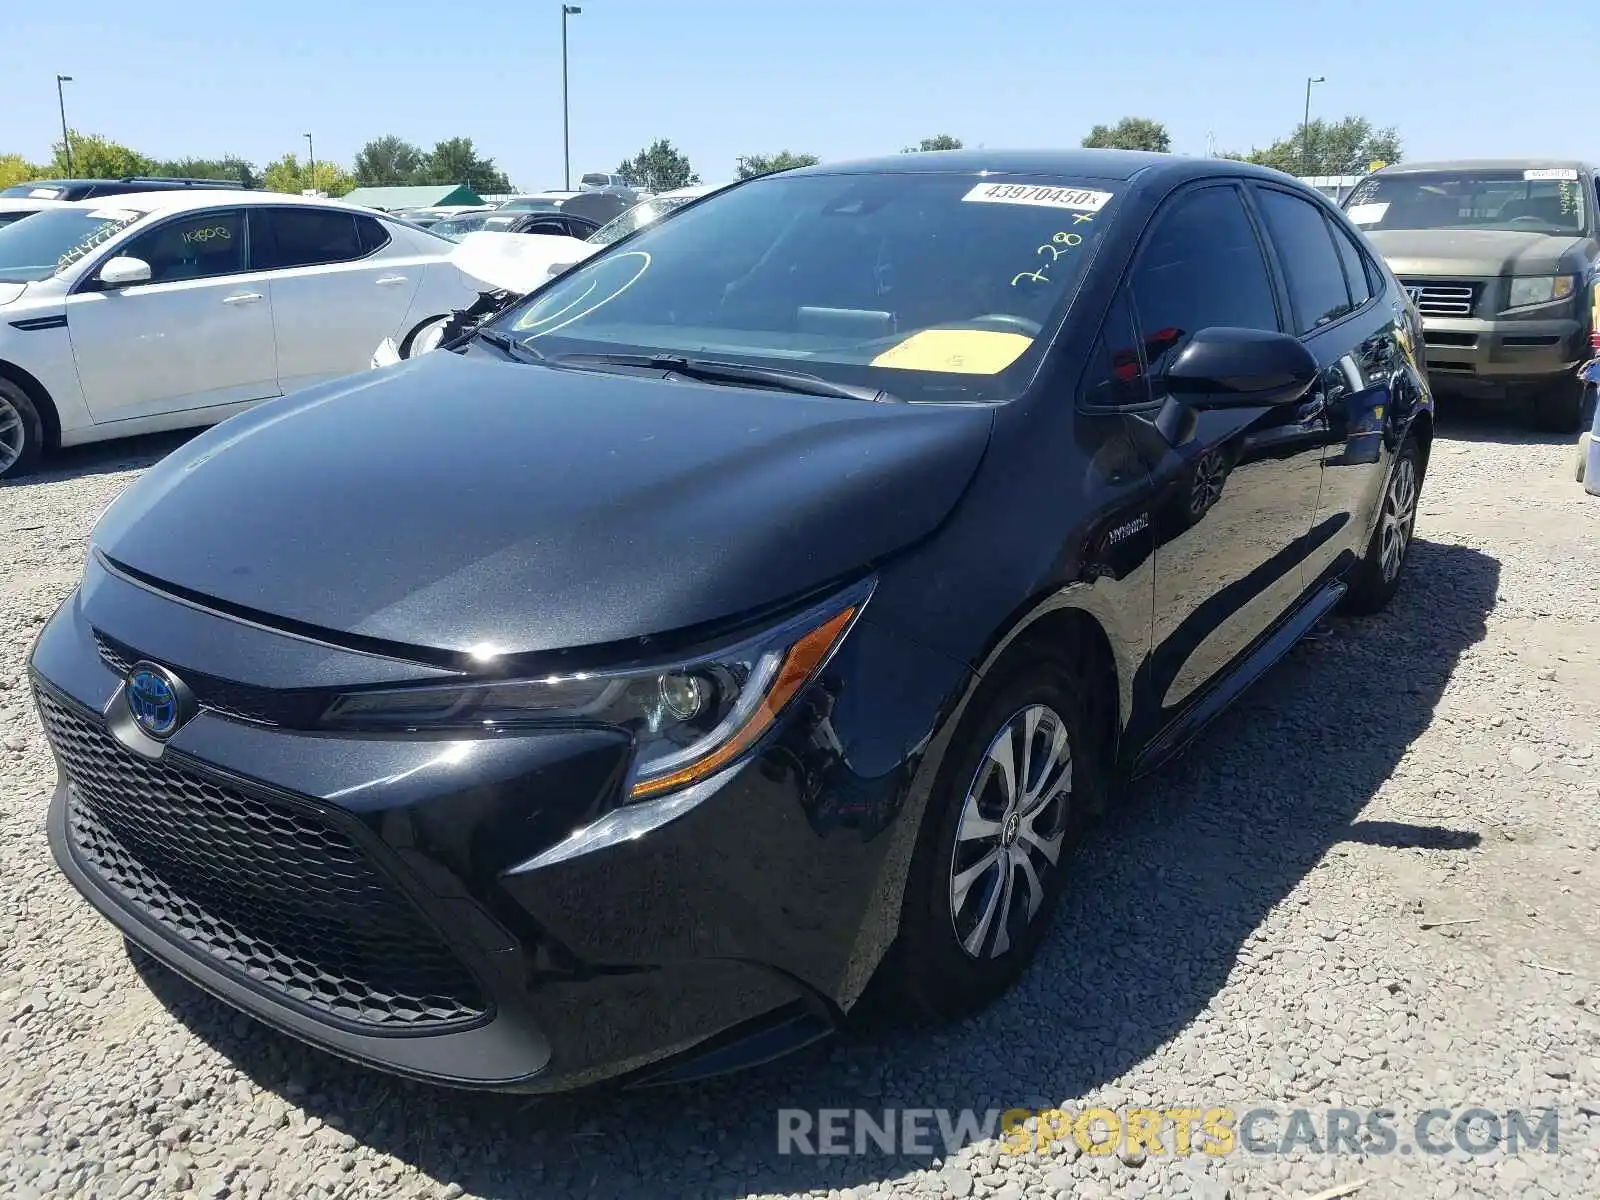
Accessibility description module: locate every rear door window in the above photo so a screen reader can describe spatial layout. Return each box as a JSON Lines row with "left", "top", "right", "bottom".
{"left": 1255, "top": 188, "right": 1355, "bottom": 333}
{"left": 250, "top": 208, "right": 365, "bottom": 270}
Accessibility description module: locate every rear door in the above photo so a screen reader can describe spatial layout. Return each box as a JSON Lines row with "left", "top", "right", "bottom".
{"left": 65, "top": 206, "right": 280, "bottom": 422}
{"left": 252, "top": 207, "right": 423, "bottom": 393}
{"left": 1128, "top": 182, "right": 1327, "bottom": 723}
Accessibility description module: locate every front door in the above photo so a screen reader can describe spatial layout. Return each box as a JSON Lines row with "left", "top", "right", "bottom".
{"left": 65, "top": 208, "right": 279, "bottom": 423}
{"left": 1126, "top": 183, "right": 1327, "bottom": 728}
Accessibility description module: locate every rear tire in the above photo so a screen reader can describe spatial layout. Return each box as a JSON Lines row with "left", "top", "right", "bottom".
{"left": 894, "top": 644, "right": 1107, "bottom": 1021}
{"left": 1343, "top": 432, "right": 1423, "bottom": 616}
{"left": 0, "top": 377, "right": 44, "bottom": 481}
{"left": 1533, "top": 376, "right": 1583, "bottom": 434}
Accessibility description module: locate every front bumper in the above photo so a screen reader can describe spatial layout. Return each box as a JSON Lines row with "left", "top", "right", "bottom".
{"left": 31, "top": 565, "right": 961, "bottom": 1091}
{"left": 1420, "top": 315, "right": 1587, "bottom": 396}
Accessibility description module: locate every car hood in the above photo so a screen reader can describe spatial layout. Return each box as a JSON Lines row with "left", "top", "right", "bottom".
{"left": 1364, "top": 228, "right": 1591, "bottom": 278}
{"left": 93, "top": 351, "right": 993, "bottom": 656}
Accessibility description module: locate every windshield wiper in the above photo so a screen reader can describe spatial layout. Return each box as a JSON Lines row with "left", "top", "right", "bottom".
{"left": 551, "top": 352, "right": 901, "bottom": 403}
{"left": 475, "top": 329, "right": 546, "bottom": 364}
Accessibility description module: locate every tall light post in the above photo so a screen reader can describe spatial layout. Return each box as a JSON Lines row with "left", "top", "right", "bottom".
{"left": 562, "top": 4, "right": 582, "bottom": 190}
{"left": 1302, "top": 76, "right": 1325, "bottom": 176}
{"left": 304, "top": 132, "right": 316, "bottom": 194}
{"left": 56, "top": 75, "right": 74, "bottom": 176}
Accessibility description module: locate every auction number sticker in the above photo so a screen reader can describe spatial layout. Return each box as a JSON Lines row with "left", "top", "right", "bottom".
{"left": 962, "top": 182, "right": 1112, "bottom": 212}
{"left": 1345, "top": 202, "right": 1389, "bottom": 225}
{"left": 1524, "top": 168, "right": 1578, "bottom": 181}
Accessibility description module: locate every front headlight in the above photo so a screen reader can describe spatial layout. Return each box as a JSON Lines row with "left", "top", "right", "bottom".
{"left": 1505, "top": 275, "right": 1576, "bottom": 311}
{"left": 321, "top": 584, "right": 869, "bottom": 799}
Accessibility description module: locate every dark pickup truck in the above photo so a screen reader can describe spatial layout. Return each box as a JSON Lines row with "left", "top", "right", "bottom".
{"left": 1343, "top": 158, "right": 1599, "bottom": 431}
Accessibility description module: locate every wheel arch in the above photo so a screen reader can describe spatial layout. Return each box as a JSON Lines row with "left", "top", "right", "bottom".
{"left": 0, "top": 358, "right": 61, "bottom": 449}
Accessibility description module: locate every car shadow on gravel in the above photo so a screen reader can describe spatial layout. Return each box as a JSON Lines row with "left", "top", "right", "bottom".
{"left": 0, "top": 430, "right": 197, "bottom": 488}
{"left": 1431, "top": 401, "right": 1578, "bottom": 447}
{"left": 130, "top": 536, "right": 1499, "bottom": 1200}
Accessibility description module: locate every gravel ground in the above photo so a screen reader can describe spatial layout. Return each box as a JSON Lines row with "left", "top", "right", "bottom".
{"left": 2, "top": 413, "right": 1599, "bottom": 1200}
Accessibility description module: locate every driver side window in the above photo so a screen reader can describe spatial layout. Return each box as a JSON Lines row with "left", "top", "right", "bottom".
{"left": 116, "top": 209, "right": 246, "bottom": 284}
{"left": 1129, "top": 185, "right": 1280, "bottom": 388}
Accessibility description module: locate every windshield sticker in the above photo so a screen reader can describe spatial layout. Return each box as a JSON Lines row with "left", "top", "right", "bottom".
{"left": 28, "top": 188, "right": 60, "bottom": 199}
{"left": 87, "top": 208, "right": 139, "bottom": 222}
{"left": 871, "top": 329, "right": 1033, "bottom": 374}
{"left": 1345, "top": 202, "right": 1389, "bottom": 225}
{"left": 1524, "top": 168, "right": 1578, "bottom": 181}
{"left": 962, "top": 182, "right": 1112, "bottom": 213}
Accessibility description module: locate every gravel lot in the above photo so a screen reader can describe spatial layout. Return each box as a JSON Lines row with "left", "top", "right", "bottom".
{"left": 2, "top": 414, "right": 1599, "bottom": 1200}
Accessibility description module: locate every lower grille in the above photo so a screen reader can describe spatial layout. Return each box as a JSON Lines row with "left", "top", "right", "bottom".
{"left": 1399, "top": 279, "right": 1480, "bottom": 318}
{"left": 38, "top": 686, "right": 488, "bottom": 1030}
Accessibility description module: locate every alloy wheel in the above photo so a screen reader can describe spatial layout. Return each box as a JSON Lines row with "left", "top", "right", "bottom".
{"left": 1189, "top": 451, "right": 1226, "bottom": 519}
{"left": 0, "top": 392, "right": 24, "bottom": 476}
{"left": 948, "top": 704, "right": 1073, "bottom": 959}
{"left": 1379, "top": 456, "right": 1417, "bottom": 583}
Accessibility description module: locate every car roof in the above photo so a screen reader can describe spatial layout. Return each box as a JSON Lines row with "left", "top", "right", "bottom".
{"left": 782, "top": 148, "right": 1289, "bottom": 187}
{"left": 1372, "top": 158, "right": 1595, "bottom": 175}
{"left": 67, "top": 190, "right": 395, "bottom": 217}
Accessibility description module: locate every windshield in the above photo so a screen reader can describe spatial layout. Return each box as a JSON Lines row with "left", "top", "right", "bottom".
{"left": 587, "top": 195, "right": 699, "bottom": 246}
{"left": 0, "top": 205, "right": 146, "bottom": 282}
{"left": 1345, "top": 169, "right": 1589, "bottom": 235}
{"left": 430, "top": 213, "right": 494, "bottom": 240}
{"left": 486, "top": 172, "right": 1121, "bottom": 404}
{"left": 0, "top": 183, "right": 67, "bottom": 200}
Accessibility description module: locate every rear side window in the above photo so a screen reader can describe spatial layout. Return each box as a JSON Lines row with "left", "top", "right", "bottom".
{"left": 1080, "top": 292, "right": 1149, "bottom": 408}
{"left": 1130, "top": 184, "right": 1280, "bottom": 383}
{"left": 117, "top": 209, "right": 246, "bottom": 283}
{"left": 1327, "top": 219, "right": 1372, "bottom": 308}
{"left": 251, "top": 208, "right": 365, "bottom": 270}
{"left": 1257, "top": 188, "right": 1358, "bottom": 332}
{"left": 355, "top": 215, "right": 391, "bottom": 254}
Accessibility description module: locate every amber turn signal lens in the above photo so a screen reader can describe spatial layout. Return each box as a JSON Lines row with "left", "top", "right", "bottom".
{"left": 629, "top": 605, "right": 857, "bottom": 799}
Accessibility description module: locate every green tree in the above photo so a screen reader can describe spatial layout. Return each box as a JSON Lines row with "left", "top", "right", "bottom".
{"left": 419, "top": 137, "right": 510, "bottom": 192}
{"left": 902, "top": 134, "right": 963, "bottom": 153}
{"left": 50, "top": 132, "right": 150, "bottom": 178}
{"left": 150, "top": 156, "right": 259, "bottom": 187}
{"left": 353, "top": 135, "right": 426, "bottom": 186}
{"left": 1231, "top": 116, "right": 1402, "bottom": 176}
{"left": 262, "top": 153, "right": 354, "bottom": 197}
{"left": 0, "top": 154, "right": 48, "bottom": 190}
{"left": 735, "top": 150, "right": 820, "bottom": 180}
{"left": 1082, "top": 117, "right": 1171, "bottom": 153}
{"left": 616, "top": 139, "right": 699, "bottom": 192}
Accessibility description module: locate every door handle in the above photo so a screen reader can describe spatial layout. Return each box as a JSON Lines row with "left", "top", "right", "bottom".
{"left": 222, "top": 292, "right": 263, "bottom": 305}
{"left": 375, "top": 275, "right": 408, "bottom": 287}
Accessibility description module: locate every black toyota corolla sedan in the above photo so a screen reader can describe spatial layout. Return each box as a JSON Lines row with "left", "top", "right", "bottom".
{"left": 31, "top": 150, "right": 1432, "bottom": 1093}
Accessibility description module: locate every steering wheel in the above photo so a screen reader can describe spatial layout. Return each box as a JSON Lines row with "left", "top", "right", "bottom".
{"left": 968, "top": 313, "right": 1044, "bottom": 336}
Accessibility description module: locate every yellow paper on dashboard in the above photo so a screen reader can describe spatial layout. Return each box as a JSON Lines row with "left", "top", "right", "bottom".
{"left": 870, "top": 329, "right": 1033, "bottom": 375}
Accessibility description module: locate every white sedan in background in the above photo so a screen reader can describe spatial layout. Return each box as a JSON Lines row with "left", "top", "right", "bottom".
{"left": 0, "top": 191, "right": 476, "bottom": 478}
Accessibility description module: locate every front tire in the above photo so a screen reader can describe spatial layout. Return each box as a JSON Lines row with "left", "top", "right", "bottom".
{"left": 1342, "top": 432, "right": 1422, "bottom": 615}
{"left": 895, "top": 647, "right": 1105, "bottom": 1020}
{"left": 0, "top": 378, "right": 44, "bottom": 480}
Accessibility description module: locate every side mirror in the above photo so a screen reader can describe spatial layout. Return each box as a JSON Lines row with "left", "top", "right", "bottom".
{"left": 1165, "top": 326, "right": 1318, "bottom": 409}
{"left": 97, "top": 256, "right": 152, "bottom": 288}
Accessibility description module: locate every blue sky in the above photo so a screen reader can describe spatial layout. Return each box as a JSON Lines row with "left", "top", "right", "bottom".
{"left": 9, "top": 0, "right": 1588, "bottom": 190}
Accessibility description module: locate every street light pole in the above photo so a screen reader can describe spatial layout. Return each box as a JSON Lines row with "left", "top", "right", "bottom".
{"left": 562, "top": 4, "right": 582, "bottom": 190}
{"left": 1302, "top": 76, "right": 1325, "bottom": 176}
{"left": 304, "top": 132, "right": 316, "bottom": 195}
{"left": 56, "top": 75, "right": 74, "bottom": 176}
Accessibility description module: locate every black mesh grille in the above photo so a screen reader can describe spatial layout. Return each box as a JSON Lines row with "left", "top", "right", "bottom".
{"left": 93, "top": 631, "right": 324, "bottom": 728}
{"left": 38, "top": 686, "right": 488, "bottom": 1030}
